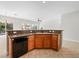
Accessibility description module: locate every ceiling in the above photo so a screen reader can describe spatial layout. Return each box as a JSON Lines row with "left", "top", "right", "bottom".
{"left": 0, "top": 1, "right": 79, "bottom": 20}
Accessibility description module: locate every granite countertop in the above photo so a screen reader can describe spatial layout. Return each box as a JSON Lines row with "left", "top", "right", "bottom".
{"left": 7, "top": 30, "right": 63, "bottom": 32}
{"left": 9, "top": 34, "right": 32, "bottom": 38}
{"left": 8, "top": 32, "right": 58, "bottom": 39}
{"left": 33, "top": 33, "right": 57, "bottom": 34}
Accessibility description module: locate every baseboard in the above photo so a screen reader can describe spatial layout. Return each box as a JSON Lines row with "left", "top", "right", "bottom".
{"left": 63, "top": 39, "right": 79, "bottom": 43}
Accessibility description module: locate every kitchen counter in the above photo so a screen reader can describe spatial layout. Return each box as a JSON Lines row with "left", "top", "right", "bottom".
{"left": 32, "top": 32, "right": 58, "bottom": 34}
{"left": 8, "top": 34, "right": 32, "bottom": 38}
{"left": 7, "top": 30, "right": 63, "bottom": 39}
{"left": 8, "top": 33, "right": 59, "bottom": 39}
{"left": 7, "top": 30, "right": 63, "bottom": 58}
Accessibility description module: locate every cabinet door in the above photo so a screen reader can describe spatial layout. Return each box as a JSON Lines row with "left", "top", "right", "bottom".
{"left": 28, "top": 35, "right": 34, "bottom": 51}
{"left": 43, "top": 35, "right": 51, "bottom": 48}
{"left": 34, "top": 34, "right": 43, "bottom": 48}
{"left": 52, "top": 34, "right": 58, "bottom": 49}
{"left": 35, "top": 37, "right": 43, "bottom": 48}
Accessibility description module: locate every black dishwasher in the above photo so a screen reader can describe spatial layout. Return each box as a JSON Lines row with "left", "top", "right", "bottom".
{"left": 12, "top": 36, "right": 28, "bottom": 58}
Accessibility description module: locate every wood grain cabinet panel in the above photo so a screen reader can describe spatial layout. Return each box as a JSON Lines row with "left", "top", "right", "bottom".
{"left": 34, "top": 34, "right": 44, "bottom": 48}
{"left": 28, "top": 35, "right": 34, "bottom": 51}
{"left": 43, "top": 38, "right": 51, "bottom": 48}
{"left": 51, "top": 34, "right": 60, "bottom": 50}
{"left": 57, "top": 34, "right": 61, "bottom": 49}
{"left": 43, "top": 35, "right": 51, "bottom": 48}
{"left": 34, "top": 37, "right": 43, "bottom": 48}
{"left": 52, "top": 37, "right": 57, "bottom": 49}
{"left": 8, "top": 37, "right": 13, "bottom": 57}
{"left": 34, "top": 34, "right": 52, "bottom": 48}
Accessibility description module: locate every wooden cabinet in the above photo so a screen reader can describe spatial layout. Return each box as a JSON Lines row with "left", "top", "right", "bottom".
{"left": 28, "top": 35, "right": 34, "bottom": 51}
{"left": 8, "top": 34, "right": 61, "bottom": 57}
{"left": 34, "top": 34, "right": 52, "bottom": 48}
{"left": 43, "top": 35, "right": 51, "bottom": 48}
{"left": 34, "top": 34, "right": 43, "bottom": 48}
{"left": 8, "top": 36, "right": 13, "bottom": 57}
{"left": 51, "top": 34, "right": 60, "bottom": 50}
{"left": 34, "top": 34, "right": 61, "bottom": 50}
{"left": 7, "top": 30, "right": 62, "bottom": 58}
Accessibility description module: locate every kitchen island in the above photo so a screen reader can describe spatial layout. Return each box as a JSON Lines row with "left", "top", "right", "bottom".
{"left": 7, "top": 30, "right": 63, "bottom": 58}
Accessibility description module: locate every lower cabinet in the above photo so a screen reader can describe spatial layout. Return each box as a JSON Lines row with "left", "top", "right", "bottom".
{"left": 8, "top": 31, "right": 62, "bottom": 58}
{"left": 34, "top": 34, "right": 43, "bottom": 48}
{"left": 43, "top": 35, "right": 51, "bottom": 48}
{"left": 51, "top": 34, "right": 61, "bottom": 50}
{"left": 28, "top": 35, "right": 34, "bottom": 51}
{"left": 35, "top": 38, "right": 43, "bottom": 48}
{"left": 28, "top": 34, "right": 61, "bottom": 50}
{"left": 34, "top": 34, "right": 52, "bottom": 49}
{"left": 52, "top": 34, "right": 58, "bottom": 49}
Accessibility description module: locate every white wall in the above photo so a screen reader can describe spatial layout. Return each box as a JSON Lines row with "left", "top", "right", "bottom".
{"left": 0, "top": 1, "right": 79, "bottom": 29}
{"left": 62, "top": 11, "right": 79, "bottom": 42}
{"left": 1, "top": 1, "right": 79, "bottom": 30}
{"left": 36, "top": 1, "right": 79, "bottom": 29}
{"left": 0, "top": 35, "right": 7, "bottom": 57}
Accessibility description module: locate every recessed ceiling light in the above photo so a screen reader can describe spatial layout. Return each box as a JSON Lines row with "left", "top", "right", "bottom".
{"left": 42, "top": 1, "right": 46, "bottom": 4}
